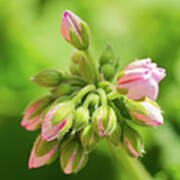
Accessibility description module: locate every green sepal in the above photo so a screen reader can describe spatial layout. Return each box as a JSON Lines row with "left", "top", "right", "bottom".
{"left": 52, "top": 101, "right": 75, "bottom": 125}
{"left": 80, "top": 22, "right": 90, "bottom": 50}
{"left": 101, "top": 63, "right": 115, "bottom": 80}
{"left": 70, "top": 29, "right": 84, "bottom": 50}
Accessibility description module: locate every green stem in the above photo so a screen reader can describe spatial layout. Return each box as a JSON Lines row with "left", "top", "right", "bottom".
{"left": 64, "top": 75, "right": 88, "bottom": 85}
{"left": 84, "top": 48, "right": 99, "bottom": 86}
{"left": 72, "top": 84, "right": 96, "bottom": 104}
{"left": 108, "top": 142, "right": 153, "bottom": 180}
{"left": 97, "top": 88, "right": 107, "bottom": 106}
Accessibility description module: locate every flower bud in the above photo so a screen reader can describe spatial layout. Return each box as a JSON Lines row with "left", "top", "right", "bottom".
{"left": 21, "top": 95, "right": 54, "bottom": 131}
{"left": 125, "top": 97, "right": 163, "bottom": 127}
{"left": 99, "top": 44, "right": 114, "bottom": 65}
{"left": 101, "top": 63, "right": 115, "bottom": 80}
{"left": 122, "top": 125, "right": 144, "bottom": 158}
{"left": 71, "top": 50, "right": 85, "bottom": 64}
{"left": 51, "top": 83, "right": 72, "bottom": 98}
{"left": 52, "top": 101, "right": 75, "bottom": 125}
{"left": 42, "top": 103, "right": 73, "bottom": 141}
{"left": 80, "top": 124, "right": 100, "bottom": 152}
{"left": 79, "top": 55, "right": 94, "bottom": 83}
{"left": 61, "top": 10, "right": 90, "bottom": 50}
{"left": 60, "top": 140, "right": 88, "bottom": 174}
{"left": 72, "top": 107, "right": 89, "bottom": 132}
{"left": 92, "top": 105, "right": 117, "bottom": 136}
{"left": 107, "top": 122, "right": 122, "bottom": 147}
{"left": 29, "top": 135, "right": 59, "bottom": 169}
{"left": 31, "top": 69, "right": 63, "bottom": 88}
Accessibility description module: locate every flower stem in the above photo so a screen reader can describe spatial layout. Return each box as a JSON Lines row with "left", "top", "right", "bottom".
{"left": 108, "top": 142, "right": 153, "bottom": 180}
{"left": 98, "top": 88, "right": 107, "bottom": 106}
{"left": 64, "top": 75, "right": 88, "bottom": 85}
{"left": 84, "top": 48, "right": 99, "bottom": 86}
{"left": 72, "top": 84, "right": 96, "bottom": 104}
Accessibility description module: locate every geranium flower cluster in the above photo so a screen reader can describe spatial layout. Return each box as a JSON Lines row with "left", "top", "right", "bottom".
{"left": 21, "top": 10, "right": 166, "bottom": 174}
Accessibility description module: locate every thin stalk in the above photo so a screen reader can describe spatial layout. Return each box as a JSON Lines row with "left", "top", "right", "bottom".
{"left": 108, "top": 142, "right": 153, "bottom": 180}
{"left": 64, "top": 75, "right": 88, "bottom": 85}
{"left": 84, "top": 48, "right": 99, "bottom": 86}
{"left": 97, "top": 88, "right": 107, "bottom": 106}
{"left": 72, "top": 84, "right": 95, "bottom": 104}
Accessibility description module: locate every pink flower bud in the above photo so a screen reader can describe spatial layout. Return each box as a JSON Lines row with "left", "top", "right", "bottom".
{"left": 129, "top": 99, "right": 163, "bottom": 127}
{"left": 117, "top": 58, "right": 166, "bottom": 100}
{"left": 21, "top": 102, "right": 42, "bottom": 131}
{"left": 61, "top": 10, "right": 90, "bottom": 50}
{"left": 21, "top": 96, "right": 53, "bottom": 131}
{"left": 28, "top": 135, "right": 59, "bottom": 169}
{"left": 61, "top": 10, "right": 82, "bottom": 43}
{"left": 42, "top": 104, "right": 73, "bottom": 141}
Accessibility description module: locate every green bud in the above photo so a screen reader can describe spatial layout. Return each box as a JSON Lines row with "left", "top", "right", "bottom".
{"left": 99, "top": 44, "right": 114, "bottom": 65}
{"left": 31, "top": 69, "right": 63, "bottom": 88}
{"left": 107, "top": 122, "right": 122, "bottom": 147}
{"left": 101, "top": 63, "right": 115, "bottom": 80}
{"left": 92, "top": 105, "right": 117, "bottom": 136}
{"left": 79, "top": 55, "right": 94, "bottom": 83}
{"left": 51, "top": 83, "right": 72, "bottom": 98}
{"left": 72, "top": 107, "right": 90, "bottom": 132}
{"left": 60, "top": 140, "right": 88, "bottom": 174}
{"left": 80, "top": 124, "right": 100, "bottom": 152}
{"left": 122, "top": 125, "right": 144, "bottom": 158}
{"left": 52, "top": 101, "right": 75, "bottom": 125}
{"left": 71, "top": 50, "right": 85, "bottom": 64}
{"left": 69, "top": 63, "right": 81, "bottom": 76}
{"left": 98, "top": 81, "right": 113, "bottom": 93}
{"left": 25, "top": 95, "right": 54, "bottom": 119}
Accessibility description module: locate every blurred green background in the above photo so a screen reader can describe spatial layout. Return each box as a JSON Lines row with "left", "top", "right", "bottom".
{"left": 0, "top": 0, "right": 180, "bottom": 179}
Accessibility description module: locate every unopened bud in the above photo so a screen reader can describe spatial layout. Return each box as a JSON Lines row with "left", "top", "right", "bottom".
{"left": 80, "top": 124, "right": 100, "bottom": 152}
{"left": 72, "top": 107, "right": 89, "bottom": 132}
{"left": 92, "top": 105, "right": 117, "bottom": 136}
{"left": 61, "top": 10, "right": 90, "bottom": 50}
{"left": 72, "top": 50, "right": 85, "bottom": 64}
{"left": 31, "top": 69, "right": 63, "bottom": 88}
{"left": 99, "top": 44, "right": 114, "bottom": 65}
{"left": 69, "top": 63, "right": 81, "bottom": 76}
{"left": 101, "top": 63, "right": 115, "bottom": 80}
{"left": 52, "top": 101, "right": 75, "bottom": 125}
{"left": 125, "top": 97, "right": 163, "bottom": 127}
{"left": 21, "top": 95, "right": 54, "bottom": 131}
{"left": 60, "top": 140, "right": 88, "bottom": 174}
{"left": 107, "top": 122, "right": 122, "bottom": 147}
{"left": 29, "top": 135, "right": 59, "bottom": 169}
{"left": 42, "top": 103, "right": 73, "bottom": 141}
{"left": 122, "top": 125, "right": 144, "bottom": 158}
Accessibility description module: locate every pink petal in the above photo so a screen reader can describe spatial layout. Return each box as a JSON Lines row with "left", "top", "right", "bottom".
{"left": 118, "top": 68, "right": 150, "bottom": 85}
{"left": 124, "top": 58, "right": 151, "bottom": 70}
{"left": 151, "top": 67, "right": 166, "bottom": 82}
{"left": 123, "top": 78, "right": 159, "bottom": 100}
{"left": 28, "top": 135, "right": 59, "bottom": 169}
